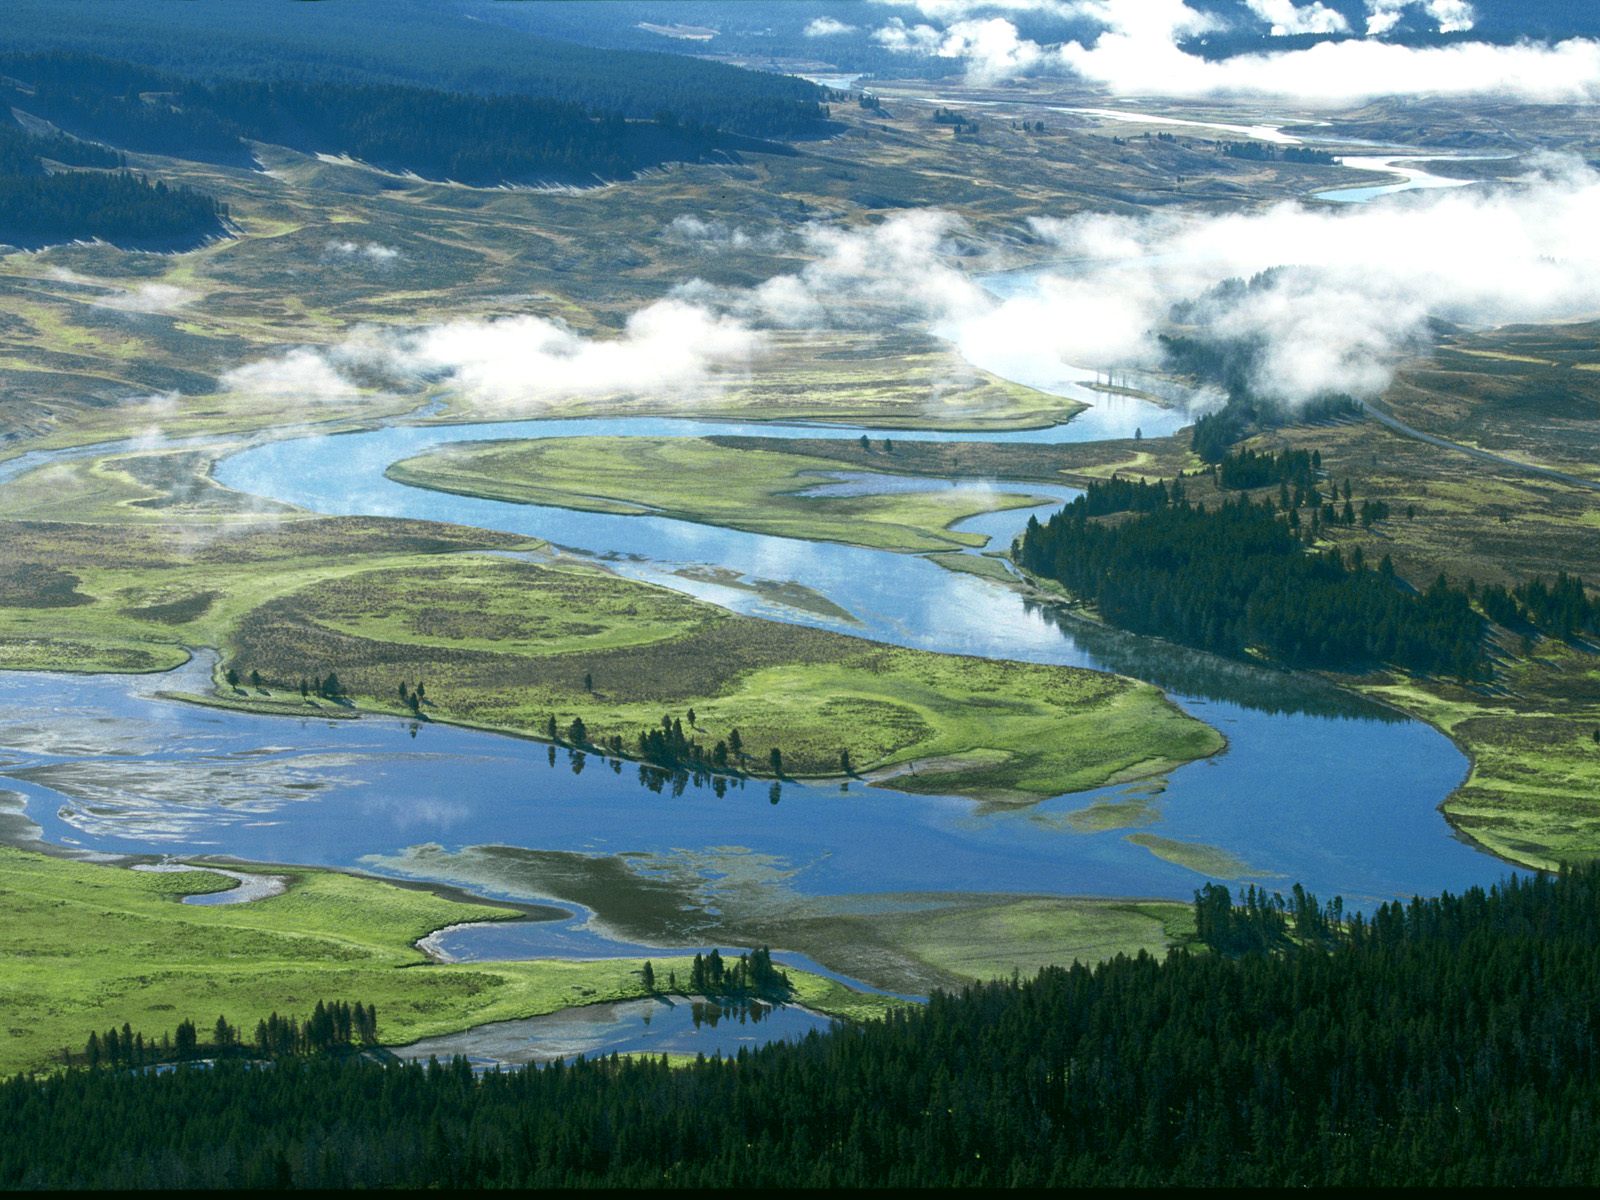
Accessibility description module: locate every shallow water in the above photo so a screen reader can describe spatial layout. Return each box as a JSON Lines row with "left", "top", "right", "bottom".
{"left": 1313, "top": 154, "right": 1482, "bottom": 203}
{"left": 392, "top": 995, "right": 834, "bottom": 1069}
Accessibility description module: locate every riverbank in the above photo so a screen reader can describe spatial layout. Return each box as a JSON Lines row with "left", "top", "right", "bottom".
{"left": 216, "top": 551, "right": 1222, "bottom": 801}
{"left": 385, "top": 435, "right": 1057, "bottom": 555}
{"left": 0, "top": 846, "right": 901, "bottom": 1076}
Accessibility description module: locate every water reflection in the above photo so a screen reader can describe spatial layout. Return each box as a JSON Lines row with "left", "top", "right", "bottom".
{"left": 1021, "top": 599, "right": 1403, "bottom": 721}
{"left": 391, "top": 995, "right": 833, "bottom": 1070}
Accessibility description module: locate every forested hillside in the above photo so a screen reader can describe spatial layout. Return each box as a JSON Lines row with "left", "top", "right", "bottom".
{"left": 0, "top": 1, "right": 828, "bottom": 138}
{"left": 2, "top": 867, "right": 1597, "bottom": 1188}
{"left": 1016, "top": 465, "right": 1487, "bottom": 676}
{"left": 0, "top": 117, "right": 224, "bottom": 250}
{"left": 1, "top": 53, "right": 813, "bottom": 186}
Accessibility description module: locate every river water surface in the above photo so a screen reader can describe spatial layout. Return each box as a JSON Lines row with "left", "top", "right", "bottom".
{"left": 0, "top": 169, "right": 1520, "bottom": 1062}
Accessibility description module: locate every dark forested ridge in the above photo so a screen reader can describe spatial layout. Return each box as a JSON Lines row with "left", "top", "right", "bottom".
{"left": 1, "top": 53, "right": 815, "bottom": 186}
{"left": 0, "top": 116, "right": 225, "bottom": 250}
{"left": 1016, "top": 463, "right": 1486, "bottom": 675}
{"left": 1, "top": 1, "right": 830, "bottom": 136}
{"left": 3, "top": 867, "right": 1599, "bottom": 1187}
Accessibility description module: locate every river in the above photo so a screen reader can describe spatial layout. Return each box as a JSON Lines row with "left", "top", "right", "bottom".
{"left": 0, "top": 133, "right": 1519, "bottom": 1063}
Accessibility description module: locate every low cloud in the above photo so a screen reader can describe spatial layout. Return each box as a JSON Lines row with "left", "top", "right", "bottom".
{"left": 1056, "top": 30, "right": 1600, "bottom": 101}
{"left": 876, "top": 15, "right": 1052, "bottom": 84}
{"left": 1366, "top": 0, "right": 1476, "bottom": 36}
{"left": 667, "top": 209, "right": 991, "bottom": 330}
{"left": 325, "top": 239, "right": 401, "bottom": 264}
{"left": 869, "top": 0, "right": 1599, "bottom": 101}
{"left": 44, "top": 268, "right": 198, "bottom": 314}
{"left": 92, "top": 282, "right": 199, "bottom": 314}
{"left": 1008, "top": 158, "right": 1600, "bottom": 405}
{"left": 220, "top": 300, "right": 765, "bottom": 413}
{"left": 804, "top": 16, "right": 857, "bottom": 37}
{"left": 1245, "top": 0, "right": 1350, "bottom": 36}
{"left": 214, "top": 169, "right": 1600, "bottom": 421}
{"left": 216, "top": 213, "right": 986, "bottom": 415}
{"left": 662, "top": 215, "right": 787, "bottom": 252}
{"left": 397, "top": 302, "right": 763, "bottom": 405}
{"left": 220, "top": 346, "right": 371, "bottom": 403}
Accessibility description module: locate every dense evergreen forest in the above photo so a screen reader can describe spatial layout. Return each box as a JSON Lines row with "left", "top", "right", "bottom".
{"left": 1219, "top": 140, "right": 1336, "bottom": 165}
{"left": 1, "top": 53, "right": 814, "bottom": 185}
{"left": 0, "top": 117, "right": 225, "bottom": 249}
{"left": 3, "top": 867, "right": 1598, "bottom": 1187}
{"left": 1016, "top": 460, "right": 1486, "bottom": 675}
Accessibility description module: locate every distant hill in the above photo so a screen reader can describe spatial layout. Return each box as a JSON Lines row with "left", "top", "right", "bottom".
{"left": 0, "top": 53, "right": 804, "bottom": 188}
{"left": 0, "top": 0, "right": 829, "bottom": 139}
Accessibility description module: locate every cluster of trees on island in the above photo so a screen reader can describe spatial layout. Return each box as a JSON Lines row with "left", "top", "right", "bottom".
{"left": 638, "top": 946, "right": 791, "bottom": 1000}
{"left": 229, "top": 663, "right": 829, "bottom": 789}
{"left": 8, "top": 866, "right": 1600, "bottom": 1186}
{"left": 0, "top": 116, "right": 224, "bottom": 249}
{"left": 548, "top": 707, "right": 821, "bottom": 788}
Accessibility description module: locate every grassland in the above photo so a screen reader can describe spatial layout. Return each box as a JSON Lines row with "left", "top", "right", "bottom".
{"left": 0, "top": 443, "right": 1220, "bottom": 800}
{"left": 0, "top": 453, "right": 538, "bottom": 674}
{"left": 1376, "top": 323, "right": 1600, "bottom": 487}
{"left": 387, "top": 436, "right": 1053, "bottom": 553}
{"left": 0, "top": 845, "right": 906, "bottom": 1077}
{"left": 227, "top": 554, "right": 1221, "bottom": 799}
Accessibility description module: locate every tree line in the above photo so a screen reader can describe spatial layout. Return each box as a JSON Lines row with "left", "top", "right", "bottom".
{"left": 3, "top": 52, "right": 821, "bottom": 187}
{"left": 7, "top": 866, "right": 1600, "bottom": 1186}
{"left": 75, "top": 1001, "right": 377, "bottom": 1071}
{"left": 1219, "top": 140, "right": 1335, "bottom": 165}
{"left": 1016, "top": 477, "right": 1486, "bottom": 676}
{"left": 0, "top": 116, "right": 224, "bottom": 249}
{"left": 1479, "top": 571, "right": 1599, "bottom": 641}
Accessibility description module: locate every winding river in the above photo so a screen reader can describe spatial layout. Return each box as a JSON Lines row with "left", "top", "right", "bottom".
{"left": 0, "top": 166, "right": 1521, "bottom": 1061}
{"left": 1, "top": 403, "right": 1504, "bottom": 917}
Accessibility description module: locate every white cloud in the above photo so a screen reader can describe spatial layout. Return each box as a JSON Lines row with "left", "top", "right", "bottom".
{"left": 871, "top": 0, "right": 1089, "bottom": 18}
{"left": 398, "top": 301, "right": 762, "bottom": 405}
{"left": 326, "top": 239, "right": 401, "bottom": 263}
{"left": 663, "top": 215, "right": 787, "bottom": 252}
{"left": 216, "top": 165, "right": 1600, "bottom": 421}
{"left": 870, "top": 0, "right": 1595, "bottom": 101}
{"left": 220, "top": 347, "right": 369, "bottom": 403}
{"left": 92, "top": 282, "right": 198, "bottom": 314}
{"left": 875, "top": 15, "right": 1052, "bottom": 82}
{"left": 729, "top": 210, "right": 991, "bottom": 327}
{"left": 1366, "top": 0, "right": 1476, "bottom": 36}
{"left": 873, "top": 17, "right": 950, "bottom": 55}
{"left": 804, "top": 17, "right": 857, "bottom": 37}
{"left": 1245, "top": 0, "right": 1350, "bottom": 36}
{"left": 1008, "top": 158, "right": 1600, "bottom": 405}
{"left": 220, "top": 300, "right": 765, "bottom": 413}
{"left": 43, "top": 268, "right": 198, "bottom": 313}
{"left": 1056, "top": 26, "right": 1600, "bottom": 101}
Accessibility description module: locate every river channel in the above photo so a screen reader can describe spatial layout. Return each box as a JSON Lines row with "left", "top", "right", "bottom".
{"left": 0, "top": 175, "right": 1520, "bottom": 1061}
